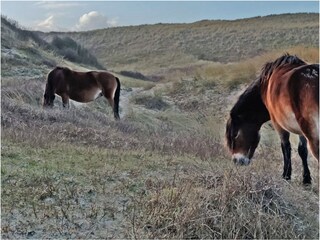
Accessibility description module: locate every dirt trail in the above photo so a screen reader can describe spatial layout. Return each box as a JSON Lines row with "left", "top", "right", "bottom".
{"left": 119, "top": 87, "right": 142, "bottom": 118}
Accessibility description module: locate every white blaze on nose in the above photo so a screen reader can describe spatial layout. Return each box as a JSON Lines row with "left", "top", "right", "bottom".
{"left": 232, "top": 153, "right": 251, "bottom": 165}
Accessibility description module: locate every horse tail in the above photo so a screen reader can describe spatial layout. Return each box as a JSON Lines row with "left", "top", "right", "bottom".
{"left": 113, "top": 77, "right": 121, "bottom": 120}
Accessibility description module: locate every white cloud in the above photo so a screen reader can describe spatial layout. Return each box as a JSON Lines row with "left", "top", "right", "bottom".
{"left": 32, "top": 10, "right": 118, "bottom": 32}
{"left": 34, "top": 1, "right": 84, "bottom": 10}
{"left": 75, "top": 11, "right": 118, "bottom": 31}
{"left": 36, "top": 15, "right": 55, "bottom": 31}
{"left": 34, "top": 15, "right": 66, "bottom": 32}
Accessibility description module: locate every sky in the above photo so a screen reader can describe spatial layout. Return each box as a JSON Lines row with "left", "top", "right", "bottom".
{"left": 1, "top": 1, "right": 319, "bottom": 32}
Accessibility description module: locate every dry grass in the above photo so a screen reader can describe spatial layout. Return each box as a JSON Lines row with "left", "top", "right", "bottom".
{"left": 129, "top": 165, "right": 318, "bottom": 239}
{"left": 2, "top": 117, "right": 319, "bottom": 239}
{"left": 43, "top": 13, "right": 319, "bottom": 70}
{"left": 163, "top": 46, "right": 319, "bottom": 98}
{"left": 195, "top": 46, "right": 320, "bottom": 89}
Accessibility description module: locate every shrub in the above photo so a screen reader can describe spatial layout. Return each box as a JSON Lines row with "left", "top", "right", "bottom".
{"left": 133, "top": 95, "right": 169, "bottom": 111}
{"left": 51, "top": 36, "right": 105, "bottom": 69}
{"left": 119, "top": 70, "right": 150, "bottom": 81}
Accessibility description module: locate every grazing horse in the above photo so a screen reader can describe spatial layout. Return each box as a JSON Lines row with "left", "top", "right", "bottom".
{"left": 226, "top": 54, "right": 319, "bottom": 184}
{"left": 43, "top": 66, "right": 121, "bottom": 120}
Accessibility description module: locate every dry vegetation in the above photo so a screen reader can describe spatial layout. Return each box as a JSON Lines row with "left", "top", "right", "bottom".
{"left": 42, "top": 13, "right": 319, "bottom": 71}
{"left": 1, "top": 14, "right": 319, "bottom": 239}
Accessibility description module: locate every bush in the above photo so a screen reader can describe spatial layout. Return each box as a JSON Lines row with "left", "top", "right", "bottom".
{"left": 51, "top": 36, "right": 105, "bottom": 69}
{"left": 133, "top": 95, "right": 169, "bottom": 111}
{"left": 119, "top": 70, "right": 150, "bottom": 81}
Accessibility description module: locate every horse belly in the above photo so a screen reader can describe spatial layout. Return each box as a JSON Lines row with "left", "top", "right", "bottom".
{"left": 267, "top": 78, "right": 303, "bottom": 134}
{"left": 69, "top": 88, "right": 102, "bottom": 103}
{"left": 280, "top": 111, "right": 302, "bottom": 134}
{"left": 268, "top": 101, "right": 302, "bottom": 134}
{"left": 86, "top": 89, "right": 103, "bottom": 101}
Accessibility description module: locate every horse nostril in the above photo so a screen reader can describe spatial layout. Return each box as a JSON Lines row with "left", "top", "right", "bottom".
{"left": 239, "top": 158, "right": 246, "bottom": 165}
{"left": 240, "top": 158, "right": 251, "bottom": 166}
{"left": 233, "top": 157, "right": 245, "bottom": 165}
{"left": 232, "top": 157, "right": 250, "bottom": 166}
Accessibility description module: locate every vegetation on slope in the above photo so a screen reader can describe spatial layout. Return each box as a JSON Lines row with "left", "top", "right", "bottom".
{"left": 42, "top": 13, "right": 319, "bottom": 71}
{"left": 1, "top": 16, "right": 105, "bottom": 70}
{"left": 51, "top": 36, "right": 105, "bottom": 69}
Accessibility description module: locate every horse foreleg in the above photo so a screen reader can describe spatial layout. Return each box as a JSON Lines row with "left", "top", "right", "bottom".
{"left": 61, "top": 94, "right": 70, "bottom": 109}
{"left": 279, "top": 130, "right": 292, "bottom": 181}
{"left": 298, "top": 135, "right": 311, "bottom": 184}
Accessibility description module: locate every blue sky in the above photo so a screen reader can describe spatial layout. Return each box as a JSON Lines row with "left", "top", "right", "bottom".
{"left": 1, "top": 1, "right": 319, "bottom": 32}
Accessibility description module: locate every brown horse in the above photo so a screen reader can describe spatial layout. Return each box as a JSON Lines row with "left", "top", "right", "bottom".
{"left": 43, "top": 66, "right": 121, "bottom": 120}
{"left": 226, "top": 54, "right": 319, "bottom": 184}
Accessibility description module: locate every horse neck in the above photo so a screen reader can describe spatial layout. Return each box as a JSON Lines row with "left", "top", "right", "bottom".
{"left": 232, "top": 80, "right": 270, "bottom": 127}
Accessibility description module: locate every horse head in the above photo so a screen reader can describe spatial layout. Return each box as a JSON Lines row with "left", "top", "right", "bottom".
{"left": 43, "top": 91, "right": 55, "bottom": 107}
{"left": 226, "top": 113, "right": 261, "bottom": 165}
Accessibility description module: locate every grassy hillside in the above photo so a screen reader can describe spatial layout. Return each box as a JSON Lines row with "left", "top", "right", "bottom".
{"left": 1, "top": 14, "right": 319, "bottom": 239}
{"left": 41, "top": 13, "right": 319, "bottom": 71}
{"left": 1, "top": 16, "right": 104, "bottom": 71}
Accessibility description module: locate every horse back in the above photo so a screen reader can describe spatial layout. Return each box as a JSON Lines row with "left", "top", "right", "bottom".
{"left": 91, "top": 71, "right": 117, "bottom": 89}
{"left": 289, "top": 64, "right": 319, "bottom": 106}
{"left": 288, "top": 64, "right": 319, "bottom": 135}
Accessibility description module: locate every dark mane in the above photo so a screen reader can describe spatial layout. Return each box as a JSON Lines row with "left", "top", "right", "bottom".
{"left": 231, "top": 54, "right": 306, "bottom": 122}
{"left": 226, "top": 78, "right": 266, "bottom": 149}
{"left": 230, "top": 79, "right": 262, "bottom": 118}
{"left": 55, "top": 66, "right": 71, "bottom": 74}
{"left": 55, "top": 66, "right": 70, "bottom": 70}
{"left": 260, "top": 53, "right": 306, "bottom": 82}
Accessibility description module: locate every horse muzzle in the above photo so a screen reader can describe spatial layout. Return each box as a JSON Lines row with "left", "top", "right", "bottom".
{"left": 232, "top": 153, "right": 251, "bottom": 166}
{"left": 43, "top": 102, "right": 54, "bottom": 108}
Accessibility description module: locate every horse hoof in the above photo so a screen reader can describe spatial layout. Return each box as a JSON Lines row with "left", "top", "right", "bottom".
{"left": 282, "top": 175, "right": 291, "bottom": 181}
{"left": 303, "top": 178, "right": 312, "bottom": 185}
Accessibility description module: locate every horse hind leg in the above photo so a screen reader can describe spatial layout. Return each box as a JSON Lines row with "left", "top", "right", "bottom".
{"left": 299, "top": 117, "right": 319, "bottom": 161}
{"left": 103, "top": 90, "right": 120, "bottom": 120}
{"left": 107, "top": 98, "right": 120, "bottom": 120}
{"left": 298, "top": 135, "right": 311, "bottom": 184}
{"left": 308, "top": 137, "right": 319, "bottom": 161}
{"left": 103, "top": 82, "right": 120, "bottom": 120}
